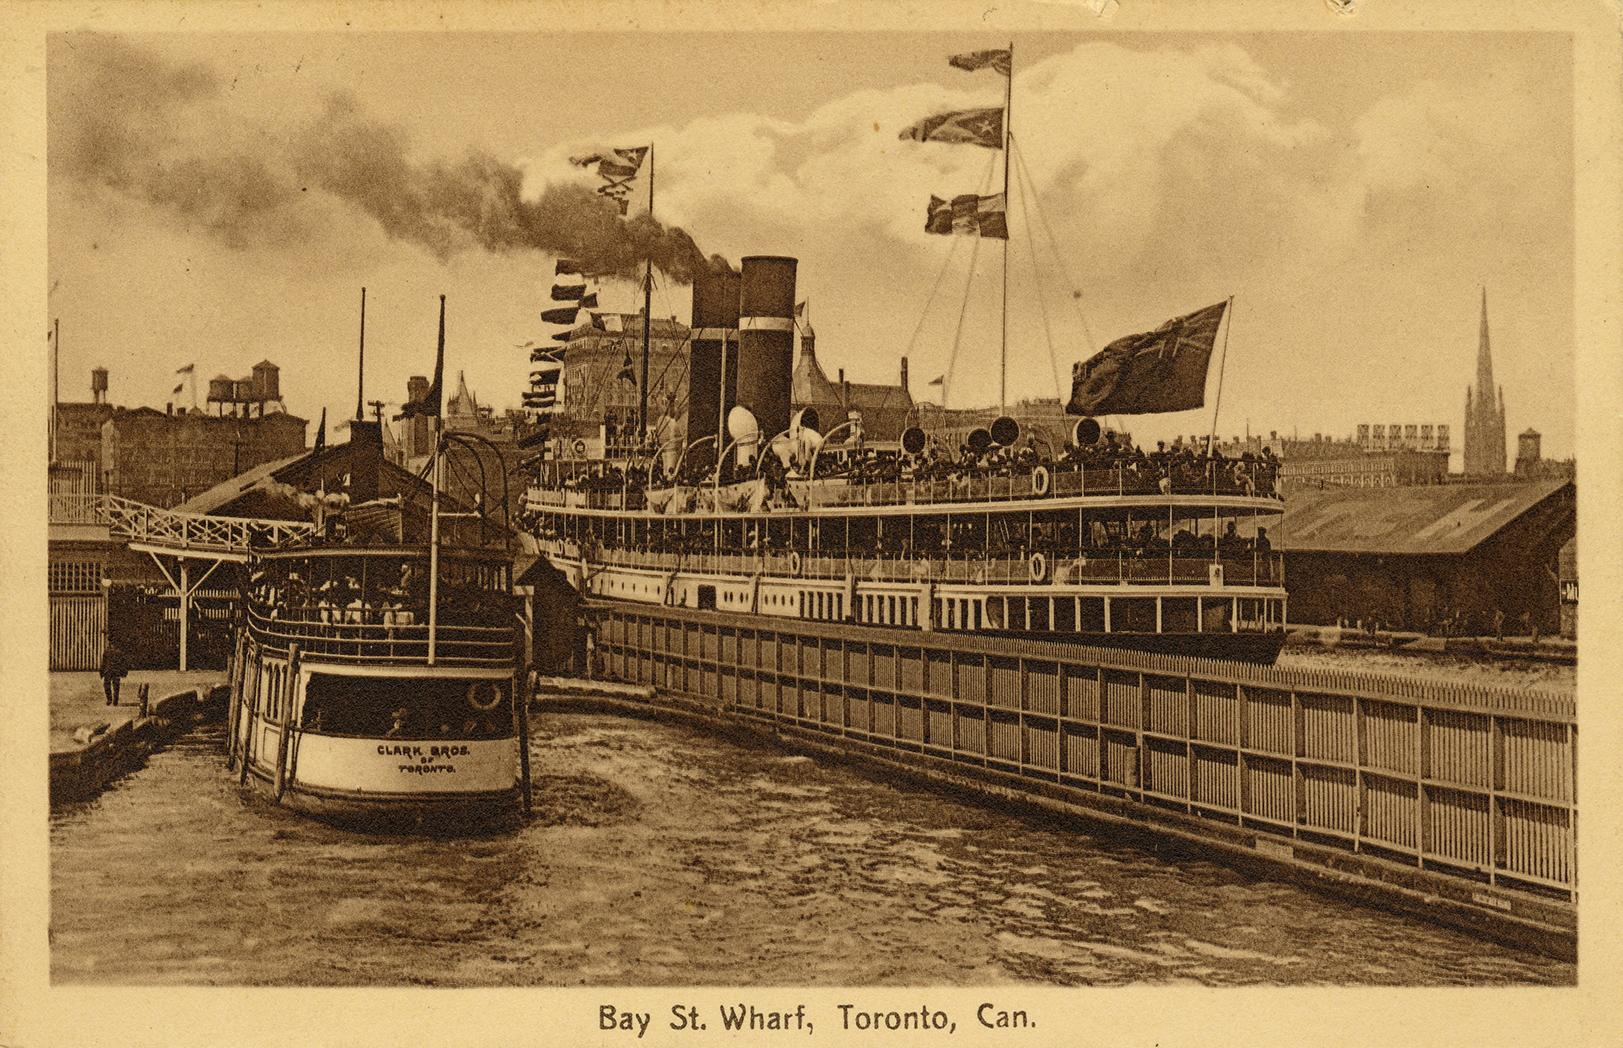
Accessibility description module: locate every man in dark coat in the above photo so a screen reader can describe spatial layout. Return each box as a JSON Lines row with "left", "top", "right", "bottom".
{"left": 99, "top": 638, "right": 130, "bottom": 705}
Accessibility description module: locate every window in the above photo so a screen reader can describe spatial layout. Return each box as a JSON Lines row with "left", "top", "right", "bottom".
{"left": 302, "top": 673, "right": 511, "bottom": 739}
{"left": 49, "top": 559, "right": 103, "bottom": 594}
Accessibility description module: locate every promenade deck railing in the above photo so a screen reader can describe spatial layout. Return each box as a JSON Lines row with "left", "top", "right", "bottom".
{"left": 545, "top": 542, "right": 1283, "bottom": 588}
{"left": 526, "top": 461, "right": 1282, "bottom": 515}
{"left": 596, "top": 604, "right": 1576, "bottom": 904}
{"left": 49, "top": 493, "right": 315, "bottom": 554}
{"left": 245, "top": 607, "right": 515, "bottom": 666}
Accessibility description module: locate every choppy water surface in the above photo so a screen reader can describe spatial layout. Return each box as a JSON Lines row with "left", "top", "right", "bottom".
{"left": 51, "top": 713, "right": 1571, "bottom": 986}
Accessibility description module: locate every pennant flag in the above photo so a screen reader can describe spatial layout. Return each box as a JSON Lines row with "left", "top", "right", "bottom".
{"left": 541, "top": 305, "right": 580, "bottom": 325}
{"left": 550, "top": 332, "right": 572, "bottom": 344}
{"left": 551, "top": 283, "right": 587, "bottom": 301}
{"left": 579, "top": 292, "right": 599, "bottom": 309}
{"left": 572, "top": 146, "right": 648, "bottom": 183}
{"left": 397, "top": 295, "right": 447, "bottom": 420}
{"left": 925, "top": 192, "right": 1007, "bottom": 239}
{"left": 526, "top": 349, "right": 565, "bottom": 412}
{"left": 899, "top": 107, "right": 1004, "bottom": 149}
{"left": 928, "top": 375, "right": 945, "bottom": 387}
{"left": 313, "top": 407, "right": 327, "bottom": 454}
{"left": 949, "top": 48, "right": 1012, "bottom": 76}
{"left": 172, "top": 381, "right": 185, "bottom": 395}
{"left": 1067, "top": 301, "right": 1228, "bottom": 417}
{"left": 795, "top": 301, "right": 807, "bottom": 318}
{"left": 555, "top": 259, "right": 583, "bottom": 275}
{"left": 617, "top": 353, "right": 636, "bottom": 384}
{"left": 176, "top": 363, "right": 195, "bottom": 375}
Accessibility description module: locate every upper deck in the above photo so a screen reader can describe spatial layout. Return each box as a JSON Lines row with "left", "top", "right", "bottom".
{"left": 527, "top": 457, "right": 1282, "bottom": 520}
{"left": 245, "top": 545, "right": 517, "bottom": 667}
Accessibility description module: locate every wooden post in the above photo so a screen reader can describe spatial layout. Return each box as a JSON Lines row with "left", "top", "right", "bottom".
{"left": 178, "top": 559, "right": 190, "bottom": 672}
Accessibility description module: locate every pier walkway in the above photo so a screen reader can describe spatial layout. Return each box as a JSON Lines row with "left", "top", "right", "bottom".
{"left": 50, "top": 671, "right": 224, "bottom": 753}
{"left": 49, "top": 493, "right": 314, "bottom": 671}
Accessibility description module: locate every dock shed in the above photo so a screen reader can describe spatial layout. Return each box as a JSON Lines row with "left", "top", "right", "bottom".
{"left": 1275, "top": 480, "right": 1574, "bottom": 634}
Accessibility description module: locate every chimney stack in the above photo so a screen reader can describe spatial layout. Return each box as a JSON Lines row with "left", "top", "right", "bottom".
{"left": 899, "top": 356, "right": 909, "bottom": 394}
{"left": 735, "top": 256, "right": 798, "bottom": 449}
{"left": 687, "top": 265, "right": 742, "bottom": 457}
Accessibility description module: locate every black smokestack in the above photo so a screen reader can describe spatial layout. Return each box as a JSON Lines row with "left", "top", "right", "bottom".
{"left": 687, "top": 265, "right": 741, "bottom": 456}
{"left": 50, "top": 34, "right": 724, "bottom": 282}
{"left": 735, "top": 256, "right": 797, "bottom": 448}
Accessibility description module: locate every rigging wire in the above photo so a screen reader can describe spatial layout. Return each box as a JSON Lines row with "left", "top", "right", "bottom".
{"left": 1009, "top": 132, "right": 1064, "bottom": 403}
{"left": 941, "top": 154, "right": 1000, "bottom": 409}
{"left": 943, "top": 233, "right": 985, "bottom": 410}
{"left": 1012, "top": 138, "right": 1097, "bottom": 357}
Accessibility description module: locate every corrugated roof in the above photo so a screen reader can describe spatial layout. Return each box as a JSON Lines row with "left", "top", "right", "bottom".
{"left": 171, "top": 451, "right": 312, "bottom": 515}
{"left": 1276, "top": 480, "right": 1571, "bottom": 555}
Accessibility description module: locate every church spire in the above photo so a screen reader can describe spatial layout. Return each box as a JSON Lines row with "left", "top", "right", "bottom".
{"left": 1476, "top": 285, "right": 1495, "bottom": 396}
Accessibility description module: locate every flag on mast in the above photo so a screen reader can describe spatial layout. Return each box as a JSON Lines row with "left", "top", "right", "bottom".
{"left": 924, "top": 192, "right": 1007, "bottom": 239}
{"left": 176, "top": 363, "right": 194, "bottom": 374}
{"left": 1067, "top": 302, "right": 1228, "bottom": 416}
{"left": 948, "top": 48, "right": 1012, "bottom": 75}
{"left": 898, "top": 107, "right": 1004, "bottom": 149}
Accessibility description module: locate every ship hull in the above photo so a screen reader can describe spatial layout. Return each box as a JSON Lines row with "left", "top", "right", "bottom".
{"left": 241, "top": 762, "right": 521, "bottom": 833}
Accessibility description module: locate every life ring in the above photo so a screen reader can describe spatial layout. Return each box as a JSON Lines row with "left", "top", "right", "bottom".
{"left": 788, "top": 550, "right": 802, "bottom": 575}
{"left": 467, "top": 681, "right": 503, "bottom": 712}
{"left": 573, "top": 438, "right": 587, "bottom": 456}
{"left": 1031, "top": 465, "right": 1051, "bottom": 497}
{"left": 1028, "top": 551, "right": 1048, "bottom": 583}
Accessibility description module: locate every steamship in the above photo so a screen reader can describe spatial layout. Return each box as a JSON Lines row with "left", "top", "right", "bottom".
{"left": 523, "top": 48, "right": 1286, "bottom": 662}
{"left": 523, "top": 256, "right": 1288, "bottom": 663}
{"left": 228, "top": 298, "right": 532, "bottom": 831}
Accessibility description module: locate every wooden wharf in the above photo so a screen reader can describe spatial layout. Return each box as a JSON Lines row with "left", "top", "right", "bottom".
{"left": 583, "top": 600, "right": 1577, "bottom": 959}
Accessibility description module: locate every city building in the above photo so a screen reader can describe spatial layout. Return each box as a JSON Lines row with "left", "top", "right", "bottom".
{"left": 101, "top": 406, "right": 308, "bottom": 508}
{"left": 393, "top": 371, "right": 543, "bottom": 532}
{"left": 1217, "top": 426, "right": 1449, "bottom": 491}
{"left": 52, "top": 367, "right": 117, "bottom": 496}
{"left": 791, "top": 327, "right": 914, "bottom": 443}
{"left": 554, "top": 312, "right": 691, "bottom": 446}
{"left": 1463, "top": 288, "right": 1507, "bottom": 476}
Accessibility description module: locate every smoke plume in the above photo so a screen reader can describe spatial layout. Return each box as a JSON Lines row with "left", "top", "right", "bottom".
{"left": 50, "top": 34, "right": 727, "bottom": 283}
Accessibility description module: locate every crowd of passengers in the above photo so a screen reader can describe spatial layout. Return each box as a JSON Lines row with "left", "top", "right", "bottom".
{"left": 540, "top": 432, "right": 1280, "bottom": 500}
{"left": 247, "top": 562, "right": 513, "bottom": 634}
{"left": 523, "top": 513, "right": 1275, "bottom": 565}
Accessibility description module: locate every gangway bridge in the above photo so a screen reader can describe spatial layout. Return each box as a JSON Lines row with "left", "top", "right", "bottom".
{"left": 49, "top": 493, "right": 315, "bottom": 670}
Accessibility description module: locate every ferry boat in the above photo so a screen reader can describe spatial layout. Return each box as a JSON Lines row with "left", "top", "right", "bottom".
{"left": 227, "top": 296, "right": 532, "bottom": 831}
{"left": 520, "top": 47, "right": 1287, "bottom": 662}
{"left": 521, "top": 256, "right": 1287, "bottom": 663}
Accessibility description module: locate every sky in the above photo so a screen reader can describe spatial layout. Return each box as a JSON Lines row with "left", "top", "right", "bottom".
{"left": 46, "top": 30, "right": 1575, "bottom": 463}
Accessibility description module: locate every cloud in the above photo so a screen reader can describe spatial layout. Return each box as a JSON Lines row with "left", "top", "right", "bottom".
{"left": 49, "top": 34, "right": 722, "bottom": 281}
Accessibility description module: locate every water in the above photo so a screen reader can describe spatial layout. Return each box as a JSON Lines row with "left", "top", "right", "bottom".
{"left": 51, "top": 712, "right": 1572, "bottom": 986}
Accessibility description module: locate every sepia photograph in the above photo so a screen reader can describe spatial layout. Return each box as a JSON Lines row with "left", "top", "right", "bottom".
{"left": 6, "top": 1, "right": 1622, "bottom": 1045}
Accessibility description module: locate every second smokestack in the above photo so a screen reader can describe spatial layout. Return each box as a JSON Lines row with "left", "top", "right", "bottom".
{"left": 735, "top": 255, "right": 797, "bottom": 449}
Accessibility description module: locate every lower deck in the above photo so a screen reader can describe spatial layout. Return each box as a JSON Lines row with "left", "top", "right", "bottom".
{"left": 550, "top": 553, "right": 1287, "bottom": 660}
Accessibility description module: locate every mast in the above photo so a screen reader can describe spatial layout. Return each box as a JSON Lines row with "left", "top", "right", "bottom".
{"left": 50, "top": 317, "right": 58, "bottom": 464}
{"left": 639, "top": 142, "right": 654, "bottom": 443}
{"left": 355, "top": 286, "right": 367, "bottom": 420}
{"left": 1207, "top": 296, "right": 1236, "bottom": 454}
{"left": 999, "top": 40, "right": 1013, "bottom": 414}
{"left": 427, "top": 294, "right": 445, "bottom": 666}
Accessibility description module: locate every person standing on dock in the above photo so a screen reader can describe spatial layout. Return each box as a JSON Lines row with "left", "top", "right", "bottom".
{"left": 98, "top": 636, "right": 130, "bottom": 706}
